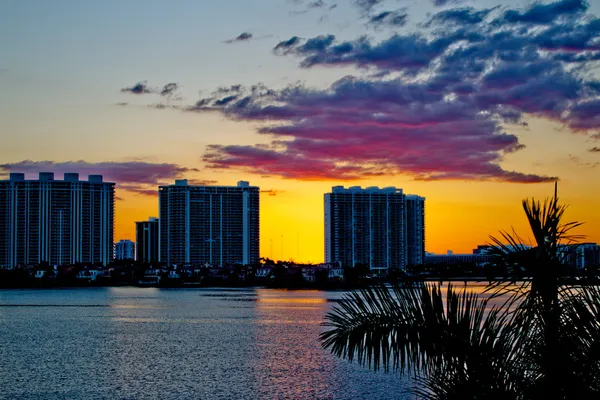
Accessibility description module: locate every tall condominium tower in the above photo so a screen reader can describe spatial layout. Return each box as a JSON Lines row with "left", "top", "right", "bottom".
{"left": 135, "top": 217, "right": 159, "bottom": 264}
{"left": 0, "top": 172, "right": 115, "bottom": 267}
{"left": 324, "top": 186, "right": 425, "bottom": 273}
{"left": 159, "top": 180, "right": 259, "bottom": 266}
{"left": 405, "top": 195, "right": 426, "bottom": 266}
{"left": 114, "top": 239, "right": 135, "bottom": 260}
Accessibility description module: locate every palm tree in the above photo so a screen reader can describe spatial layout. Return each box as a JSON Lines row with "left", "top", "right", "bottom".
{"left": 320, "top": 184, "right": 600, "bottom": 399}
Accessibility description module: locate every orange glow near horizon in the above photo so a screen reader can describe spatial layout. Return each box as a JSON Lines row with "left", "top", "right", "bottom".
{"left": 113, "top": 176, "right": 600, "bottom": 264}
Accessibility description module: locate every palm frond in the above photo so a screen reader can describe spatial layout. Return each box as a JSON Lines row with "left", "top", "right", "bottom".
{"left": 321, "top": 284, "right": 519, "bottom": 397}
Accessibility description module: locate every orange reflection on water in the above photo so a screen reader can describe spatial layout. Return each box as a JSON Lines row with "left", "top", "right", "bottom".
{"left": 256, "top": 289, "right": 329, "bottom": 306}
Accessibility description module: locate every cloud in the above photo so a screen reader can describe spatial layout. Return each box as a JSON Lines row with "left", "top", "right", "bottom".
{"left": 568, "top": 99, "right": 600, "bottom": 131}
{"left": 353, "top": 0, "right": 382, "bottom": 14}
{"left": 308, "top": 0, "right": 326, "bottom": 8}
{"left": 194, "top": 76, "right": 558, "bottom": 183}
{"left": 143, "top": 1, "right": 600, "bottom": 184}
{"left": 120, "top": 81, "right": 180, "bottom": 97}
{"left": 0, "top": 160, "right": 199, "bottom": 196}
{"left": 589, "top": 147, "right": 600, "bottom": 153}
{"left": 432, "top": 0, "right": 464, "bottom": 6}
{"left": 225, "top": 32, "right": 253, "bottom": 44}
{"left": 121, "top": 81, "right": 153, "bottom": 94}
{"left": 367, "top": 11, "right": 408, "bottom": 28}
{"left": 501, "top": 0, "right": 588, "bottom": 25}
{"left": 273, "top": 33, "right": 470, "bottom": 73}
{"left": 427, "top": 7, "right": 495, "bottom": 26}
{"left": 160, "top": 83, "right": 179, "bottom": 96}
{"left": 569, "top": 154, "right": 599, "bottom": 168}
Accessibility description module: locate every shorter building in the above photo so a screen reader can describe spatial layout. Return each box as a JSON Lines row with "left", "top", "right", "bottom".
{"left": 425, "top": 251, "right": 493, "bottom": 267}
{"left": 76, "top": 269, "right": 104, "bottom": 281}
{"left": 114, "top": 240, "right": 135, "bottom": 260}
{"left": 559, "top": 243, "right": 600, "bottom": 270}
{"left": 136, "top": 217, "right": 159, "bottom": 263}
{"left": 255, "top": 266, "right": 273, "bottom": 281}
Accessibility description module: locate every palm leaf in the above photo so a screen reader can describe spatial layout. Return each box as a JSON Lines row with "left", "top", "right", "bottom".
{"left": 321, "top": 284, "right": 520, "bottom": 397}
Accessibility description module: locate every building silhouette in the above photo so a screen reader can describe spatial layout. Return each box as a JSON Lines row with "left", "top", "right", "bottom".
{"left": 135, "top": 217, "right": 159, "bottom": 264}
{"left": 158, "top": 180, "right": 259, "bottom": 266}
{"left": 405, "top": 195, "right": 426, "bottom": 266}
{"left": 0, "top": 172, "right": 115, "bottom": 267}
{"left": 324, "top": 186, "right": 425, "bottom": 273}
{"left": 114, "top": 239, "right": 135, "bottom": 260}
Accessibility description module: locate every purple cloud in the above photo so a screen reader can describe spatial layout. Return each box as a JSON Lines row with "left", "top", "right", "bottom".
{"left": 0, "top": 160, "right": 199, "bottom": 196}
{"left": 134, "top": 1, "right": 600, "bottom": 183}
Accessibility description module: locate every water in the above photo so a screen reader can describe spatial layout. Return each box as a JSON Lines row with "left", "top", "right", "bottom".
{"left": 0, "top": 287, "right": 413, "bottom": 400}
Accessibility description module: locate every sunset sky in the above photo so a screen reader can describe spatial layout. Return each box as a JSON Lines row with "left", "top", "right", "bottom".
{"left": 1, "top": 0, "right": 599, "bottom": 263}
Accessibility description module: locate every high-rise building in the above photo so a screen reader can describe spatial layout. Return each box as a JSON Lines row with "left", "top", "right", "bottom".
{"left": 324, "top": 186, "right": 425, "bottom": 273}
{"left": 0, "top": 172, "right": 115, "bottom": 267}
{"left": 114, "top": 239, "right": 135, "bottom": 260}
{"left": 159, "top": 180, "right": 259, "bottom": 266}
{"left": 136, "top": 217, "right": 159, "bottom": 264}
{"left": 405, "top": 195, "right": 426, "bottom": 266}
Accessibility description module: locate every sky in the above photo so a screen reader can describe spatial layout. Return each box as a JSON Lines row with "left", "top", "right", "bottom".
{"left": 1, "top": 0, "right": 599, "bottom": 263}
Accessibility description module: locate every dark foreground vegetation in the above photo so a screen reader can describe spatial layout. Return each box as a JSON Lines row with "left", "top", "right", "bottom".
{"left": 322, "top": 185, "right": 600, "bottom": 399}
{"left": 0, "top": 259, "right": 378, "bottom": 290}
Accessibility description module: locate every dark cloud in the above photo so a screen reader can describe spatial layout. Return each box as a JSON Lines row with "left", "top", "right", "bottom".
{"left": 274, "top": 36, "right": 302, "bottom": 53}
{"left": 427, "top": 7, "right": 494, "bottom": 26}
{"left": 502, "top": 0, "right": 588, "bottom": 25}
{"left": 120, "top": 81, "right": 180, "bottom": 97}
{"left": 160, "top": 82, "right": 179, "bottom": 96}
{"left": 308, "top": 0, "right": 326, "bottom": 8}
{"left": 353, "top": 0, "right": 383, "bottom": 14}
{"left": 368, "top": 11, "right": 408, "bottom": 28}
{"left": 120, "top": 81, "right": 153, "bottom": 94}
{"left": 273, "top": 33, "right": 474, "bottom": 73}
{"left": 432, "top": 0, "right": 464, "bottom": 6}
{"left": 225, "top": 32, "right": 253, "bottom": 44}
{"left": 0, "top": 161, "right": 199, "bottom": 196}
{"left": 589, "top": 147, "right": 600, "bottom": 153}
{"left": 531, "top": 17, "right": 600, "bottom": 51}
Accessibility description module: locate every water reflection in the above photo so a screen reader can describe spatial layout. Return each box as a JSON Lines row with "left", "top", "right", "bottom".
{"left": 253, "top": 290, "right": 342, "bottom": 399}
{"left": 1, "top": 288, "right": 411, "bottom": 399}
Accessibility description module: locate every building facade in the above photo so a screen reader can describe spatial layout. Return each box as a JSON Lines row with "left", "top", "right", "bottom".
{"left": 0, "top": 172, "right": 115, "bottom": 267}
{"left": 159, "top": 180, "right": 259, "bottom": 266}
{"left": 135, "top": 217, "right": 159, "bottom": 264}
{"left": 405, "top": 195, "right": 426, "bottom": 266}
{"left": 114, "top": 239, "right": 135, "bottom": 260}
{"left": 324, "top": 186, "right": 425, "bottom": 273}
